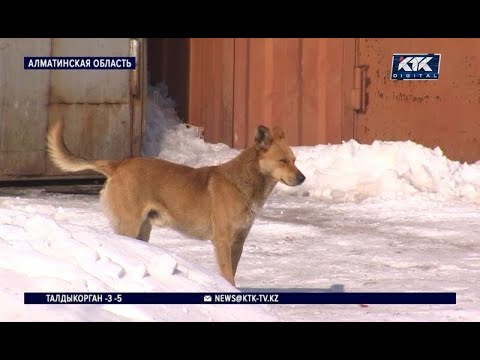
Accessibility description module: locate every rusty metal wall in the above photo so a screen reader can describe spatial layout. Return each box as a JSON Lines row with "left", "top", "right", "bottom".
{"left": 188, "top": 38, "right": 354, "bottom": 149}
{"left": 355, "top": 38, "right": 480, "bottom": 163}
{"left": 0, "top": 38, "right": 143, "bottom": 180}
{"left": 188, "top": 38, "right": 234, "bottom": 146}
{"left": 46, "top": 38, "right": 134, "bottom": 176}
{"left": 0, "top": 39, "right": 51, "bottom": 176}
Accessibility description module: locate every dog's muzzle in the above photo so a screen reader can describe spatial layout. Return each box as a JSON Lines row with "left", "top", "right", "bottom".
{"left": 295, "top": 172, "right": 306, "bottom": 185}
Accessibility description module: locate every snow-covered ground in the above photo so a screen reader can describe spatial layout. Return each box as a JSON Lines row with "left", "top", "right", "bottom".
{"left": 0, "top": 192, "right": 277, "bottom": 322}
{"left": 1, "top": 83, "right": 479, "bottom": 321}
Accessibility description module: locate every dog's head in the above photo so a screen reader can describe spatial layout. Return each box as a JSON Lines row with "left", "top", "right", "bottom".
{"left": 254, "top": 125, "right": 305, "bottom": 186}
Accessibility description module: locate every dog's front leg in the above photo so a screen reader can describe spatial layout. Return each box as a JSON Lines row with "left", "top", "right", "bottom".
{"left": 209, "top": 176, "right": 243, "bottom": 286}
{"left": 213, "top": 230, "right": 235, "bottom": 286}
{"left": 231, "top": 225, "right": 252, "bottom": 277}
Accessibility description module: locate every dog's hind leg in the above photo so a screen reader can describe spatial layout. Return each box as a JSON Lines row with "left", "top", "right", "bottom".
{"left": 112, "top": 216, "right": 144, "bottom": 240}
{"left": 105, "top": 205, "right": 148, "bottom": 241}
{"left": 101, "top": 181, "right": 150, "bottom": 241}
{"left": 137, "top": 218, "right": 152, "bottom": 241}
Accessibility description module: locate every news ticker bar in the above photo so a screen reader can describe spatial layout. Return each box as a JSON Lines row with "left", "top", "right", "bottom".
{"left": 24, "top": 292, "right": 456, "bottom": 305}
{"left": 24, "top": 57, "right": 136, "bottom": 70}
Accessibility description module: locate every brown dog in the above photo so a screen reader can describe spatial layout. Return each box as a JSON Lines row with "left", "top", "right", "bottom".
{"left": 47, "top": 118, "right": 305, "bottom": 286}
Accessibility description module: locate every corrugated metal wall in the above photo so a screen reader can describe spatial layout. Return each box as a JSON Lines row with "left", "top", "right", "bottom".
{"left": 187, "top": 38, "right": 355, "bottom": 148}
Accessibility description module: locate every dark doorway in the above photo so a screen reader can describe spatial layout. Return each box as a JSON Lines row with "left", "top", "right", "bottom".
{"left": 147, "top": 38, "right": 189, "bottom": 122}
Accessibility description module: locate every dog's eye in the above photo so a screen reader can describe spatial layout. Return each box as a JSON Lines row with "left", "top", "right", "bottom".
{"left": 279, "top": 159, "right": 288, "bottom": 164}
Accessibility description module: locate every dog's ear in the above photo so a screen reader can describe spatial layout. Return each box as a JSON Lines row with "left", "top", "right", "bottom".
{"left": 272, "top": 126, "right": 285, "bottom": 140}
{"left": 255, "top": 125, "right": 273, "bottom": 151}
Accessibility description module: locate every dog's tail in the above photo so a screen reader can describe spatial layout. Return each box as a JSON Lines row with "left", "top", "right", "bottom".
{"left": 46, "top": 118, "right": 119, "bottom": 177}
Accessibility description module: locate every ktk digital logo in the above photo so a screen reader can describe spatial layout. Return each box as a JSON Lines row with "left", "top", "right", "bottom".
{"left": 391, "top": 54, "right": 441, "bottom": 80}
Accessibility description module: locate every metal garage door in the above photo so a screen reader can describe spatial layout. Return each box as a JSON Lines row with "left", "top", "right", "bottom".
{"left": 0, "top": 38, "right": 143, "bottom": 180}
{"left": 354, "top": 38, "right": 480, "bottom": 163}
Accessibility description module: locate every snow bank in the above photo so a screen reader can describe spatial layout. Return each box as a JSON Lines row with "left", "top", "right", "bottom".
{"left": 143, "top": 84, "right": 480, "bottom": 203}
{"left": 143, "top": 81, "right": 238, "bottom": 165}
{"left": 142, "top": 82, "right": 184, "bottom": 157}
{"left": 280, "top": 140, "right": 480, "bottom": 202}
{"left": 0, "top": 199, "right": 277, "bottom": 322}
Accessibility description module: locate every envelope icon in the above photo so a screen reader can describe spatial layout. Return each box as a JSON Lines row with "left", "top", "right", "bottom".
{"left": 204, "top": 295, "right": 212, "bottom": 302}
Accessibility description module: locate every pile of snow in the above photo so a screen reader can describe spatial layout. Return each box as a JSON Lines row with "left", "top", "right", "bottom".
{"left": 143, "top": 84, "right": 480, "bottom": 203}
{"left": 143, "top": 81, "right": 238, "bottom": 165}
{"left": 0, "top": 195, "right": 277, "bottom": 322}
{"left": 142, "top": 82, "right": 184, "bottom": 157}
{"left": 281, "top": 140, "right": 480, "bottom": 202}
